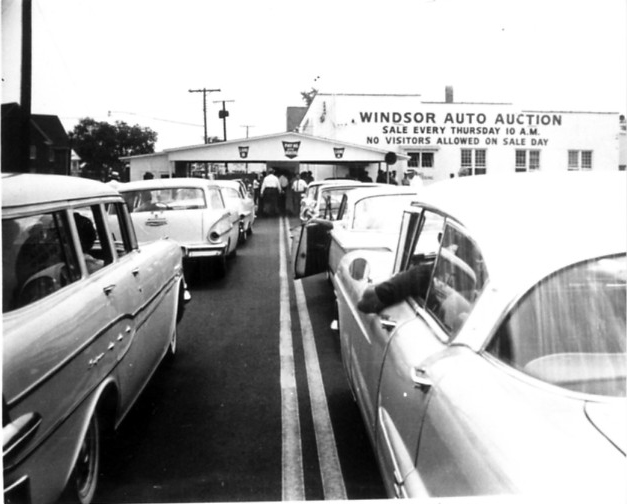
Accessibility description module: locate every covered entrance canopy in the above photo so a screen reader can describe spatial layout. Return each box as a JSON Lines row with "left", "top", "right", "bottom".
{"left": 125, "top": 132, "right": 406, "bottom": 181}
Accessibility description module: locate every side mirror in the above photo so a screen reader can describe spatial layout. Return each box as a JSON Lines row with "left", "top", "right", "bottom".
{"left": 349, "top": 257, "right": 370, "bottom": 281}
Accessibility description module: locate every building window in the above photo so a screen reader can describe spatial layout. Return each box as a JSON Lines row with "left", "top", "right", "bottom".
{"left": 568, "top": 150, "right": 593, "bottom": 170}
{"left": 29, "top": 145, "right": 37, "bottom": 160}
{"left": 515, "top": 149, "right": 541, "bottom": 172}
{"left": 460, "top": 149, "right": 486, "bottom": 176}
{"left": 408, "top": 151, "right": 434, "bottom": 168}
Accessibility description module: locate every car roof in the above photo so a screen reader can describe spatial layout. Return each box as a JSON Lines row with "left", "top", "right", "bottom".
{"left": 414, "top": 172, "right": 626, "bottom": 288}
{"left": 2, "top": 173, "right": 119, "bottom": 209}
{"left": 116, "top": 177, "right": 219, "bottom": 192}
{"left": 310, "top": 179, "right": 364, "bottom": 187}
{"left": 213, "top": 179, "right": 242, "bottom": 188}
{"left": 345, "top": 185, "right": 418, "bottom": 203}
{"left": 318, "top": 181, "right": 380, "bottom": 192}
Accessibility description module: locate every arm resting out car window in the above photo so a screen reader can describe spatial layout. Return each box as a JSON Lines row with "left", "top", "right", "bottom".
{"left": 358, "top": 259, "right": 433, "bottom": 314}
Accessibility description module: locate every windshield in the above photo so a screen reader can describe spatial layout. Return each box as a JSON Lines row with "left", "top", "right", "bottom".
{"left": 487, "top": 254, "right": 626, "bottom": 397}
{"left": 352, "top": 194, "right": 414, "bottom": 232}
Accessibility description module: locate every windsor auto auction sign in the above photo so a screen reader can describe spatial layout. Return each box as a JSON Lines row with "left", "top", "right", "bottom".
{"left": 359, "top": 111, "right": 563, "bottom": 148}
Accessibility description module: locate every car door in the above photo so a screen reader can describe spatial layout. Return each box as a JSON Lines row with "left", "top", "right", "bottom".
{"left": 103, "top": 200, "right": 172, "bottom": 414}
{"left": 376, "top": 220, "right": 489, "bottom": 498}
{"left": 347, "top": 210, "right": 444, "bottom": 435}
{"left": 293, "top": 192, "right": 356, "bottom": 279}
{"left": 2, "top": 206, "right": 129, "bottom": 501}
{"left": 292, "top": 218, "right": 334, "bottom": 278}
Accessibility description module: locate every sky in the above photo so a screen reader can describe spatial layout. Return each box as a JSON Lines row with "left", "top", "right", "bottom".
{"left": 2, "top": 0, "right": 626, "bottom": 151}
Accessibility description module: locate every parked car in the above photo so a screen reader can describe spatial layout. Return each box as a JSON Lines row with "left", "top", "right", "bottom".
{"left": 213, "top": 178, "right": 255, "bottom": 244}
{"left": 293, "top": 185, "right": 418, "bottom": 279}
{"left": 2, "top": 173, "right": 190, "bottom": 504}
{"left": 116, "top": 178, "right": 240, "bottom": 278}
{"left": 333, "top": 172, "right": 626, "bottom": 500}
{"left": 299, "top": 179, "right": 378, "bottom": 223}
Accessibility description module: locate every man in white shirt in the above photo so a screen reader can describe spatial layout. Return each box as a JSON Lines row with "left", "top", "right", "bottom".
{"left": 406, "top": 168, "right": 424, "bottom": 190}
{"left": 290, "top": 173, "right": 308, "bottom": 215}
{"left": 261, "top": 169, "right": 281, "bottom": 216}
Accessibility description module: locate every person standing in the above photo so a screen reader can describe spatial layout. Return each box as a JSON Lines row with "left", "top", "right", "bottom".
{"left": 406, "top": 168, "right": 424, "bottom": 189}
{"left": 252, "top": 174, "right": 260, "bottom": 209}
{"left": 261, "top": 169, "right": 281, "bottom": 216}
{"left": 290, "top": 173, "right": 308, "bottom": 216}
{"left": 278, "top": 172, "right": 289, "bottom": 215}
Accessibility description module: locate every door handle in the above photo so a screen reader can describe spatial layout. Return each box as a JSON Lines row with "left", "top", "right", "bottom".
{"left": 410, "top": 367, "right": 433, "bottom": 391}
{"left": 131, "top": 267, "right": 140, "bottom": 276}
{"left": 380, "top": 314, "right": 397, "bottom": 332}
{"left": 103, "top": 284, "right": 116, "bottom": 295}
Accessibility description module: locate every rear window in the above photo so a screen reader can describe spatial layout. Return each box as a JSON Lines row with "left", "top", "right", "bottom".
{"left": 352, "top": 194, "right": 414, "bottom": 232}
{"left": 486, "top": 254, "right": 626, "bottom": 396}
{"left": 122, "top": 188, "right": 206, "bottom": 212}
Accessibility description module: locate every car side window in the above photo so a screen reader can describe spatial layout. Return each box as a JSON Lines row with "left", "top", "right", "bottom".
{"left": 403, "top": 210, "right": 446, "bottom": 305}
{"left": 485, "top": 254, "right": 626, "bottom": 397}
{"left": 107, "top": 202, "right": 137, "bottom": 257}
{"left": 2, "top": 211, "right": 81, "bottom": 312}
{"left": 73, "top": 205, "right": 113, "bottom": 274}
{"left": 222, "top": 187, "right": 240, "bottom": 203}
{"left": 207, "top": 188, "right": 224, "bottom": 210}
{"left": 425, "top": 223, "right": 488, "bottom": 338}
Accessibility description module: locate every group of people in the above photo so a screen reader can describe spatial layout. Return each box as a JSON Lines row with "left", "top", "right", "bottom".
{"left": 373, "top": 167, "right": 425, "bottom": 188}
{"left": 253, "top": 167, "right": 424, "bottom": 217}
{"left": 256, "top": 169, "right": 313, "bottom": 217}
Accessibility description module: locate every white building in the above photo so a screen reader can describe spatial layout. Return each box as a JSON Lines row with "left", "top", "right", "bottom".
{"left": 298, "top": 88, "right": 624, "bottom": 184}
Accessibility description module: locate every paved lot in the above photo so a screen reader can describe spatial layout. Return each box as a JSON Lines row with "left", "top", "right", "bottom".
{"left": 95, "top": 215, "right": 385, "bottom": 502}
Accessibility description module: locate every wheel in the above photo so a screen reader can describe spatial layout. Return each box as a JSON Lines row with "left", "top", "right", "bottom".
{"left": 63, "top": 413, "right": 100, "bottom": 504}
{"left": 247, "top": 221, "right": 253, "bottom": 236}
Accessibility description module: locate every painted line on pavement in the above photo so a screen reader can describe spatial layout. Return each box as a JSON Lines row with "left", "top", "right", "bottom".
{"left": 285, "top": 216, "right": 348, "bottom": 500}
{"left": 279, "top": 216, "right": 305, "bottom": 501}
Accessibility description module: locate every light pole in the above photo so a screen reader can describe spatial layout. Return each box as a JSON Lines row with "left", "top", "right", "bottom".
{"left": 214, "top": 100, "right": 234, "bottom": 141}
{"left": 189, "top": 88, "right": 221, "bottom": 143}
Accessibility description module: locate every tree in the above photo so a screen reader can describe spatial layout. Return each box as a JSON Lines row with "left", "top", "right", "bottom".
{"left": 300, "top": 87, "right": 318, "bottom": 107}
{"left": 69, "top": 117, "right": 157, "bottom": 181}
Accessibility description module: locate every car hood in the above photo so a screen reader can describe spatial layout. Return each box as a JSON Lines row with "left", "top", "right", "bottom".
{"left": 585, "top": 400, "right": 627, "bottom": 455}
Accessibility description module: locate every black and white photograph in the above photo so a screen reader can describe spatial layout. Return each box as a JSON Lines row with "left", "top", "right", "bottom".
{"left": 2, "top": 1, "right": 626, "bottom": 503}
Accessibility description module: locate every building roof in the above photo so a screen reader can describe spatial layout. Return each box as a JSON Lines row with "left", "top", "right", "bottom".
{"left": 31, "top": 114, "right": 70, "bottom": 148}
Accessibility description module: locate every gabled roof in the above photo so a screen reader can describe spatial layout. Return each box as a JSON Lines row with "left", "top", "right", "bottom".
{"left": 31, "top": 114, "right": 70, "bottom": 148}
{"left": 1, "top": 103, "right": 70, "bottom": 148}
{"left": 124, "top": 131, "right": 408, "bottom": 164}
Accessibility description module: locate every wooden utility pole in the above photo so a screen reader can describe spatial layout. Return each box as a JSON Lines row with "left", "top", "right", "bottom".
{"left": 188, "top": 88, "right": 220, "bottom": 143}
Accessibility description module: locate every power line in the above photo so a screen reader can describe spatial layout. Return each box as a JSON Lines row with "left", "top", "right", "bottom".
{"left": 189, "top": 88, "right": 221, "bottom": 143}
{"left": 107, "top": 110, "right": 202, "bottom": 127}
